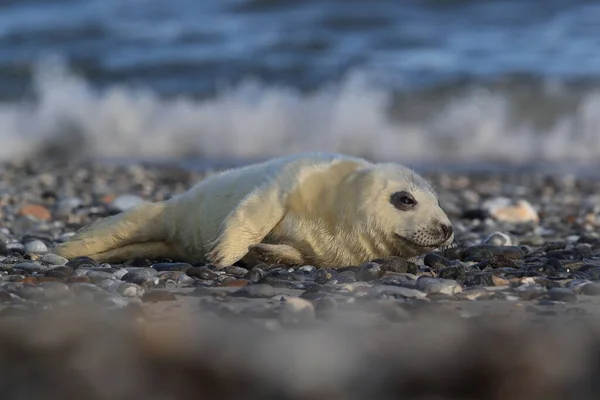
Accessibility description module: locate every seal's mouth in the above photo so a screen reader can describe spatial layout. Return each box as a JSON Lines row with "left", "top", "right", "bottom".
{"left": 394, "top": 233, "right": 448, "bottom": 249}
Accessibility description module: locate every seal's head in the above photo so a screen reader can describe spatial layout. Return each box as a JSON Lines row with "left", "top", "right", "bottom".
{"left": 352, "top": 163, "right": 454, "bottom": 258}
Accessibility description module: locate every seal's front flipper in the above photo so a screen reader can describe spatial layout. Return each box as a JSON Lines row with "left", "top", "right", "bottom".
{"left": 243, "top": 243, "right": 304, "bottom": 266}
{"left": 205, "top": 185, "right": 286, "bottom": 268}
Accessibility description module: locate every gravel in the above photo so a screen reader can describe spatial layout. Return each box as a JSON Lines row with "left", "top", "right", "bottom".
{"left": 3, "top": 160, "right": 600, "bottom": 398}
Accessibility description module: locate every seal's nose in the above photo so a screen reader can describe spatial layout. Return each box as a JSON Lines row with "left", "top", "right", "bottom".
{"left": 440, "top": 223, "right": 453, "bottom": 241}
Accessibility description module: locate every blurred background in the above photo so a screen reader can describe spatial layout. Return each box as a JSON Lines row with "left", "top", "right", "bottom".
{"left": 0, "top": 0, "right": 599, "bottom": 171}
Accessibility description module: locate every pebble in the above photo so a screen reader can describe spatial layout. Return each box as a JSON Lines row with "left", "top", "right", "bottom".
{"left": 416, "top": 277, "right": 463, "bottom": 295}
{"left": 233, "top": 284, "right": 277, "bottom": 298}
{"left": 279, "top": 297, "right": 315, "bottom": 326}
{"left": 548, "top": 288, "right": 578, "bottom": 303}
{"left": 40, "top": 253, "right": 68, "bottom": 265}
{"left": 24, "top": 240, "right": 48, "bottom": 254}
{"left": 151, "top": 262, "right": 192, "bottom": 272}
{"left": 110, "top": 194, "right": 146, "bottom": 212}
{"left": 356, "top": 262, "right": 383, "bottom": 282}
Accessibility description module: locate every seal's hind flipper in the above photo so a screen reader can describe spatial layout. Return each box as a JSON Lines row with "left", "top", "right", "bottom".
{"left": 53, "top": 202, "right": 169, "bottom": 261}
{"left": 85, "top": 241, "right": 179, "bottom": 263}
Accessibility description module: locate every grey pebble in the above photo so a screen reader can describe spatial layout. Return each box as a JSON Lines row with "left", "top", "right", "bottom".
{"left": 13, "top": 262, "right": 48, "bottom": 273}
{"left": 117, "top": 282, "right": 145, "bottom": 297}
{"left": 580, "top": 282, "right": 600, "bottom": 296}
{"left": 279, "top": 297, "right": 315, "bottom": 326}
{"left": 233, "top": 284, "right": 277, "bottom": 298}
{"left": 40, "top": 253, "right": 68, "bottom": 266}
{"left": 483, "top": 231, "right": 513, "bottom": 246}
{"left": 548, "top": 287, "right": 578, "bottom": 303}
{"left": 24, "top": 240, "right": 48, "bottom": 254}
{"left": 112, "top": 268, "right": 130, "bottom": 280}
{"left": 157, "top": 271, "right": 195, "bottom": 287}
{"left": 369, "top": 285, "right": 427, "bottom": 299}
{"left": 37, "top": 282, "right": 71, "bottom": 301}
{"left": 356, "top": 262, "right": 383, "bottom": 282}
{"left": 110, "top": 194, "right": 146, "bottom": 212}
{"left": 151, "top": 262, "right": 192, "bottom": 272}
{"left": 416, "top": 277, "right": 463, "bottom": 295}
{"left": 224, "top": 266, "right": 249, "bottom": 277}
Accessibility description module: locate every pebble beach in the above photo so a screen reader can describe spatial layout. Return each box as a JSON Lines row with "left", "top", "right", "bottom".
{"left": 1, "top": 159, "right": 600, "bottom": 399}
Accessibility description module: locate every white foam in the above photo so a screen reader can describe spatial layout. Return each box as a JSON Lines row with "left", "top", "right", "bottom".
{"left": 1, "top": 57, "right": 600, "bottom": 165}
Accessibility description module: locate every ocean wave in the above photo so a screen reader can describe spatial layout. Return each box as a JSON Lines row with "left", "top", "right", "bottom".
{"left": 1, "top": 58, "right": 600, "bottom": 165}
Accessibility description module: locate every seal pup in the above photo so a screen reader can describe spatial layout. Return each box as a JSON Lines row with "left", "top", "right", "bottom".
{"left": 53, "top": 153, "right": 454, "bottom": 268}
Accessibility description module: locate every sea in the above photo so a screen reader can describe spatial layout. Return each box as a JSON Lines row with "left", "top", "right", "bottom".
{"left": 1, "top": 0, "right": 600, "bottom": 173}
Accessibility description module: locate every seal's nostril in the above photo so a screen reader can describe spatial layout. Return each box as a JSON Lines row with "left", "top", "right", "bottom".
{"left": 440, "top": 224, "right": 453, "bottom": 240}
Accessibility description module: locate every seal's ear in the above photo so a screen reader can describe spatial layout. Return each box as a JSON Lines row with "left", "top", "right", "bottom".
{"left": 390, "top": 191, "right": 417, "bottom": 211}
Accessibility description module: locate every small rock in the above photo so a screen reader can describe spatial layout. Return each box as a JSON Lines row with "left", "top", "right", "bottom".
{"left": 66, "top": 257, "right": 100, "bottom": 269}
{"left": 110, "top": 195, "right": 146, "bottom": 212}
{"left": 13, "top": 262, "right": 47, "bottom": 274}
{"left": 44, "top": 266, "right": 73, "bottom": 279}
{"left": 244, "top": 267, "right": 265, "bottom": 283}
{"left": 315, "top": 269, "right": 336, "bottom": 284}
{"left": 356, "top": 262, "right": 383, "bottom": 282}
{"left": 224, "top": 266, "right": 249, "bottom": 277}
{"left": 548, "top": 288, "right": 577, "bottom": 303}
{"left": 581, "top": 282, "right": 600, "bottom": 296}
{"left": 24, "top": 240, "right": 48, "bottom": 254}
{"left": 17, "top": 204, "right": 51, "bottom": 221}
{"left": 483, "top": 232, "right": 513, "bottom": 246}
{"left": 40, "top": 253, "right": 68, "bottom": 266}
{"left": 279, "top": 297, "right": 315, "bottom": 326}
{"left": 233, "top": 284, "right": 277, "bottom": 298}
{"left": 369, "top": 285, "right": 427, "bottom": 299}
{"left": 186, "top": 267, "right": 218, "bottom": 280}
{"left": 483, "top": 197, "right": 539, "bottom": 224}
{"left": 151, "top": 262, "right": 192, "bottom": 272}
{"left": 416, "top": 277, "right": 463, "bottom": 295}
{"left": 117, "top": 282, "right": 145, "bottom": 297}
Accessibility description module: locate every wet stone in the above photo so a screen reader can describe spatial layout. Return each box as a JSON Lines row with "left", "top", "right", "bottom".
{"left": 315, "top": 268, "right": 337, "bottom": 284}
{"left": 483, "top": 232, "right": 513, "bottom": 246}
{"left": 232, "top": 284, "right": 277, "bottom": 298}
{"left": 259, "top": 270, "right": 298, "bottom": 286}
{"left": 40, "top": 253, "right": 68, "bottom": 266}
{"left": 13, "top": 262, "right": 48, "bottom": 274}
{"left": 117, "top": 282, "right": 145, "bottom": 297}
{"left": 464, "top": 272, "right": 494, "bottom": 287}
{"left": 356, "top": 262, "right": 383, "bottom": 282}
{"left": 157, "top": 271, "right": 195, "bottom": 287}
{"left": 373, "top": 256, "right": 409, "bottom": 273}
{"left": 416, "top": 277, "right": 463, "bottom": 295}
{"left": 580, "top": 282, "right": 600, "bottom": 296}
{"left": 66, "top": 257, "right": 100, "bottom": 269}
{"left": 244, "top": 267, "right": 265, "bottom": 283}
{"left": 279, "top": 297, "right": 315, "bottom": 327}
{"left": 424, "top": 253, "right": 450, "bottom": 269}
{"left": 186, "top": 267, "right": 219, "bottom": 280}
{"left": 44, "top": 266, "right": 73, "bottom": 279}
{"left": 337, "top": 271, "right": 356, "bottom": 283}
{"left": 224, "top": 266, "right": 249, "bottom": 277}
{"left": 24, "top": 240, "right": 48, "bottom": 254}
{"left": 37, "top": 282, "right": 71, "bottom": 301}
{"left": 151, "top": 262, "right": 192, "bottom": 272}
{"left": 437, "top": 265, "right": 466, "bottom": 283}
{"left": 548, "top": 287, "right": 578, "bottom": 303}
{"left": 369, "top": 285, "right": 427, "bottom": 299}
{"left": 5, "top": 242, "right": 25, "bottom": 255}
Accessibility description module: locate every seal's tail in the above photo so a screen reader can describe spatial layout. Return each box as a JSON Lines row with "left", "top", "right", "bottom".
{"left": 53, "top": 202, "right": 172, "bottom": 262}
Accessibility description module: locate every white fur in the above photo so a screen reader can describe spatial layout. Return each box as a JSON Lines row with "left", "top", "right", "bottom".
{"left": 53, "top": 153, "right": 453, "bottom": 268}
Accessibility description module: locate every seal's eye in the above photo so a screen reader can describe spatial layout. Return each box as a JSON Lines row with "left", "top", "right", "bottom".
{"left": 390, "top": 191, "right": 417, "bottom": 211}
